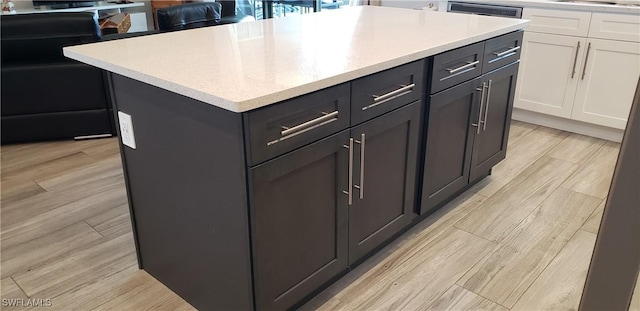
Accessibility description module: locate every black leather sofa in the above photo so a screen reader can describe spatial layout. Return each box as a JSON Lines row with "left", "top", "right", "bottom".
{"left": 157, "top": 1, "right": 254, "bottom": 31}
{"left": 2, "top": 6, "right": 253, "bottom": 144}
{"left": 1, "top": 12, "right": 115, "bottom": 144}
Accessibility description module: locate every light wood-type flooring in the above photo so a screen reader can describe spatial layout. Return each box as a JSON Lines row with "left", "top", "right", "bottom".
{"left": 1, "top": 121, "right": 638, "bottom": 311}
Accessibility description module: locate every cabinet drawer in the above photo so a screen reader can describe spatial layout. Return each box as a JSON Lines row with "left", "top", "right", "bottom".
{"left": 245, "top": 83, "right": 350, "bottom": 166}
{"left": 522, "top": 8, "right": 591, "bottom": 37}
{"left": 483, "top": 31, "right": 523, "bottom": 74}
{"left": 431, "top": 42, "right": 484, "bottom": 94}
{"left": 589, "top": 13, "right": 640, "bottom": 42}
{"left": 351, "top": 60, "right": 424, "bottom": 125}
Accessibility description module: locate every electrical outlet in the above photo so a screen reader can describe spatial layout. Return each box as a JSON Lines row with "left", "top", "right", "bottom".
{"left": 118, "top": 111, "right": 136, "bottom": 149}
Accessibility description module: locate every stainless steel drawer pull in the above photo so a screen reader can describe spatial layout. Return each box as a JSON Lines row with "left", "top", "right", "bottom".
{"left": 493, "top": 46, "right": 520, "bottom": 57}
{"left": 281, "top": 111, "right": 339, "bottom": 136}
{"left": 364, "top": 84, "right": 415, "bottom": 111}
{"left": 447, "top": 60, "right": 480, "bottom": 74}
{"left": 267, "top": 111, "right": 339, "bottom": 146}
{"left": 571, "top": 41, "right": 581, "bottom": 79}
{"left": 472, "top": 82, "right": 487, "bottom": 134}
{"left": 372, "top": 84, "right": 415, "bottom": 102}
{"left": 342, "top": 138, "right": 354, "bottom": 205}
{"left": 354, "top": 133, "right": 365, "bottom": 199}
{"left": 581, "top": 42, "right": 592, "bottom": 80}
{"left": 483, "top": 80, "right": 492, "bottom": 131}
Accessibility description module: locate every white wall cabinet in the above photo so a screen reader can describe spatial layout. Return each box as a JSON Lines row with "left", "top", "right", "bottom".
{"left": 515, "top": 8, "right": 640, "bottom": 130}
{"left": 572, "top": 38, "right": 640, "bottom": 128}
{"left": 516, "top": 32, "right": 586, "bottom": 118}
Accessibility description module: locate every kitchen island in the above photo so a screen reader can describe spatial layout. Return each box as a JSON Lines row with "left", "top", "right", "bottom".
{"left": 65, "top": 6, "right": 527, "bottom": 310}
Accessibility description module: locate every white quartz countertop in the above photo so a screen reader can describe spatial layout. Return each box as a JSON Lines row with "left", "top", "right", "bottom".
{"left": 452, "top": 0, "right": 640, "bottom": 14}
{"left": 64, "top": 6, "right": 528, "bottom": 112}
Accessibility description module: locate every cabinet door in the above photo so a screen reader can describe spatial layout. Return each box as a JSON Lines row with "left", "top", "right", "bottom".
{"left": 514, "top": 32, "right": 586, "bottom": 118}
{"left": 421, "top": 78, "right": 481, "bottom": 214}
{"left": 470, "top": 62, "right": 519, "bottom": 182}
{"left": 349, "top": 101, "right": 421, "bottom": 264}
{"left": 571, "top": 38, "right": 640, "bottom": 129}
{"left": 250, "top": 130, "right": 350, "bottom": 310}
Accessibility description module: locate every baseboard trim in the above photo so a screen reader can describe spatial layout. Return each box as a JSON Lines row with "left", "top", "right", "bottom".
{"left": 512, "top": 108, "right": 624, "bottom": 142}
{"left": 74, "top": 133, "right": 113, "bottom": 140}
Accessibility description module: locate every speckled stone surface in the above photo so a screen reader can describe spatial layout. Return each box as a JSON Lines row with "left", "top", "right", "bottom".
{"left": 64, "top": 6, "right": 528, "bottom": 112}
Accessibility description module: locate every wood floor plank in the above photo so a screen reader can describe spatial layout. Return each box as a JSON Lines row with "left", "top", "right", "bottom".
{"left": 546, "top": 133, "right": 607, "bottom": 164}
{"left": 85, "top": 204, "right": 132, "bottom": 237}
{"left": 0, "top": 278, "right": 31, "bottom": 311}
{"left": 581, "top": 199, "right": 606, "bottom": 234}
{"left": 1, "top": 277, "right": 29, "bottom": 300}
{"left": 1, "top": 139, "right": 108, "bottom": 172}
{"left": 44, "top": 264, "right": 192, "bottom": 311}
{"left": 1, "top": 152, "right": 97, "bottom": 184}
{"left": 426, "top": 285, "right": 508, "bottom": 311}
{"left": 455, "top": 156, "right": 579, "bottom": 243}
{"left": 301, "top": 192, "right": 487, "bottom": 308}
{"left": 1, "top": 186, "right": 128, "bottom": 250}
{"left": 491, "top": 126, "right": 569, "bottom": 183}
{"left": 326, "top": 228, "right": 496, "bottom": 310}
{"left": 81, "top": 138, "right": 121, "bottom": 161}
{"left": 457, "top": 188, "right": 601, "bottom": 308}
{"left": 562, "top": 141, "right": 620, "bottom": 199}
{"left": 630, "top": 274, "right": 640, "bottom": 311}
{"left": 467, "top": 175, "right": 507, "bottom": 198}
{"left": 34, "top": 155, "right": 123, "bottom": 191}
{"left": 92, "top": 276, "right": 196, "bottom": 311}
{"left": 11, "top": 233, "right": 137, "bottom": 298}
{"left": 1, "top": 222, "right": 103, "bottom": 278}
{"left": 1, "top": 177, "right": 125, "bottom": 230}
{"left": 511, "top": 230, "right": 597, "bottom": 311}
{"left": 507, "top": 121, "right": 539, "bottom": 147}
{"left": 0, "top": 180, "right": 45, "bottom": 205}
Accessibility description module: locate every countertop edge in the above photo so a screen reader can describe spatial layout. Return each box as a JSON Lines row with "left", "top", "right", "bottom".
{"left": 64, "top": 21, "right": 528, "bottom": 113}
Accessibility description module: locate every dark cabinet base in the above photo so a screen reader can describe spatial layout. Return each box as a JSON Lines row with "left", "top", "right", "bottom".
{"left": 109, "top": 33, "right": 520, "bottom": 311}
{"left": 109, "top": 74, "right": 254, "bottom": 311}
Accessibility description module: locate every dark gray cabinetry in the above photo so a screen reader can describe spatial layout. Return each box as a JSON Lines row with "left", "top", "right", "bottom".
{"left": 431, "top": 42, "right": 485, "bottom": 93}
{"left": 348, "top": 101, "right": 421, "bottom": 264}
{"left": 110, "top": 31, "right": 522, "bottom": 311}
{"left": 351, "top": 60, "right": 424, "bottom": 125}
{"left": 482, "top": 30, "right": 523, "bottom": 74}
{"left": 250, "top": 130, "right": 350, "bottom": 310}
{"left": 420, "top": 32, "right": 522, "bottom": 214}
{"left": 469, "top": 62, "right": 519, "bottom": 182}
{"left": 245, "top": 83, "right": 351, "bottom": 166}
{"left": 247, "top": 67, "right": 422, "bottom": 309}
{"left": 421, "top": 78, "right": 481, "bottom": 214}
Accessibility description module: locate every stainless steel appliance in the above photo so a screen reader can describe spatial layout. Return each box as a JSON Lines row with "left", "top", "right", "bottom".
{"left": 447, "top": 1, "right": 523, "bottom": 18}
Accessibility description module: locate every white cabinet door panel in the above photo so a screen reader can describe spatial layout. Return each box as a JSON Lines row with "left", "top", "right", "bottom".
{"left": 523, "top": 8, "right": 592, "bottom": 37}
{"left": 589, "top": 13, "right": 640, "bottom": 43}
{"left": 515, "top": 32, "right": 586, "bottom": 118}
{"left": 572, "top": 38, "right": 640, "bottom": 129}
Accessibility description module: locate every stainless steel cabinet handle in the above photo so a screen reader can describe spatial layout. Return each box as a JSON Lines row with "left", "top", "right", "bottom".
{"left": 447, "top": 60, "right": 480, "bottom": 74}
{"left": 353, "top": 133, "right": 365, "bottom": 199}
{"left": 281, "top": 111, "right": 338, "bottom": 136}
{"left": 364, "top": 84, "right": 415, "bottom": 111}
{"left": 268, "top": 111, "right": 339, "bottom": 145}
{"left": 483, "top": 80, "right": 492, "bottom": 131}
{"left": 571, "top": 41, "right": 581, "bottom": 79}
{"left": 342, "top": 138, "right": 354, "bottom": 205}
{"left": 493, "top": 46, "right": 521, "bottom": 57}
{"left": 581, "top": 42, "right": 592, "bottom": 80}
{"left": 472, "top": 82, "right": 487, "bottom": 134}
